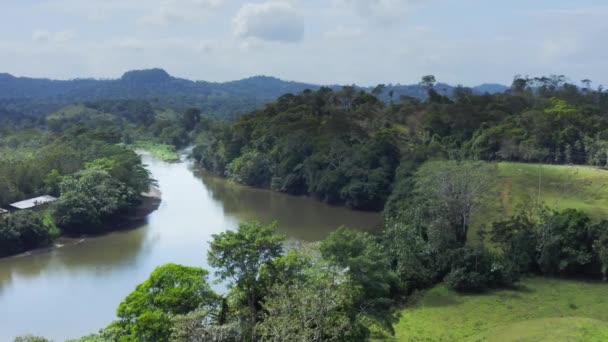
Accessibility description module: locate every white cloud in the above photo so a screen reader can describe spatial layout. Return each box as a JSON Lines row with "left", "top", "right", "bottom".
{"left": 32, "top": 30, "right": 76, "bottom": 44}
{"left": 336, "top": 0, "right": 426, "bottom": 23}
{"left": 114, "top": 38, "right": 145, "bottom": 51}
{"left": 233, "top": 1, "right": 304, "bottom": 43}
{"left": 137, "top": 0, "right": 225, "bottom": 26}
{"left": 324, "top": 26, "right": 364, "bottom": 40}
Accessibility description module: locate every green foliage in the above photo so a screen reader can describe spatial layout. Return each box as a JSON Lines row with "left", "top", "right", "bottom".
{"left": 320, "top": 227, "right": 396, "bottom": 308}
{"left": 492, "top": 208, "right": 607, "bottom": 278}
{"left": 594, "top": 227, "right": 608, "bottom": 280}
{"left": 0, "top": 211, "right": 50, "bottom": 257}
{"left": 208, "top": 221, "right": 285, "bottom": 334}
{"left": 414, "top": 160, "right": 497, "bottom": 246}
{"left": 170, "top": 309, "right": 241, "bottom": 342}
{"left": 180, "top": 108, "right": 202, "bottom": 131}
{"left": 258, "top": 264, "right": 368, "bottom": 342}
{"left": 53, "top": 165, "right": 139, "bottom": 234}
{"left": 491, "top": 212, "right": 538, "bottom": 272}
{"left": 13, "top": 336, "right": 52, "bottom": 342}
{"left": 135, "top": 142, "right": 180, "bottom": 161}
{"left": 194, "top": 88, "right": 401, "bottom": 210}
{"left": 114, "top": 263, "right": 218, "bottom": 342}
{"left": 383, "top": 218, "right": 442, "bottom": 293}
{"left": 443, "top": 246, "right": 519, "bottom": 292}
{"left": 536, "top": 209, "right": 599, "bottom": 275}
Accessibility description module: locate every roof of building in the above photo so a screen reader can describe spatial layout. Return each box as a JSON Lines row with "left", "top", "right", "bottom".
{"left": 0, "top": 208, "right": 8, "bottom": 214}
{"left": 9, "top": 195, "right": 58, "bottom": 210}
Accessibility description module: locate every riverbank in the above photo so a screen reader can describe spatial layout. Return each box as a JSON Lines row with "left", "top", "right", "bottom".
{"left": 2, "top": 189, "right": 162, "bottom": 260}
{"left": 133, "top": 142, "right": 180, "bottom": 161}
{"left": 100, "top": 188, "right": 162, "bottom": 231}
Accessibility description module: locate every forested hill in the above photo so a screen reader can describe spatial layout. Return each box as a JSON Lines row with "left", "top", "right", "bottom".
{"left": 0, "top": 69, "right": 319, "bottom": 101}
{"left": 0, "top": 69, "right": 507, "bottom": 117}
{"left": 193, "top": 76, "right": 608, "bottom": 211}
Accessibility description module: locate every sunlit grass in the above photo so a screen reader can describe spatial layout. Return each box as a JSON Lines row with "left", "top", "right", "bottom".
{"left": 469, "top": 162, "right": 608, "bottom": 241}
{"left": 391, "top": 277, "right": 608, "bottom": 341}
{"left": 134, "top": 141, "right": 180, "bottom": 161}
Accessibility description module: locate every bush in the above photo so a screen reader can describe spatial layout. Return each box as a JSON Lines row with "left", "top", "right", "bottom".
{"left": 0, "top": 211, "right": 50, "bottom": 257}
{"left": 444, "top": 268, "right": 488, "bottom": 293}
{"left": 444, "top": 247, "right": 519, "bottom": 293}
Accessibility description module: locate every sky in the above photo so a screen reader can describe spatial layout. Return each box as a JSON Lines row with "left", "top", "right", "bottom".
{"left": 1, "top": 0, "right": 607, "bottom": 86}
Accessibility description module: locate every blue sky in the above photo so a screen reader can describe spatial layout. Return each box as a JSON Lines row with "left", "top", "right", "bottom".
{"left": 1, "top": 0, "right": 607, "bottom": 87}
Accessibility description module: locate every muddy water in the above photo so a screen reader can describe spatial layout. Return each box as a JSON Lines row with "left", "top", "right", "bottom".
{"left": 0, "top": 155, "right": 380, "bottom": 341}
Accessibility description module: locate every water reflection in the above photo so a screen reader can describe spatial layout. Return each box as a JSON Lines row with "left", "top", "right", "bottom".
{"left": 197, "top": 170, "right": 381, "bottom": 241}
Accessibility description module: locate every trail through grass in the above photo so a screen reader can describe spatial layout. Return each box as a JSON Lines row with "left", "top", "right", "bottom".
{"left": 469, "top": 162, "right": 608, "bottom": 240}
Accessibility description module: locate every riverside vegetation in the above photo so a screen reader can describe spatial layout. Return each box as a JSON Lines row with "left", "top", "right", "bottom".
{"left": 5, "top": 74, "right": 608, "bottom": 341}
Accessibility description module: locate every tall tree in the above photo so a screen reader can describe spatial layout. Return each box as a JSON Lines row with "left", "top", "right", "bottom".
{"left": 207, "top": 221, "right": 285, "bottom": 339}
{"left": 115, "top": 263, "right": 218, "bottom": 342}
{"left": 414, "top": 161, "right": 497, "bottom": 246}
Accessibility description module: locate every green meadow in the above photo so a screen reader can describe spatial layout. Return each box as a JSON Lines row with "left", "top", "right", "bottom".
{"left": 391, "top": 162, "right": 608, "bottom": 341}
{"left": 469, "top": 162, "right": 608, "bottom": 239}
{"left": 391, "top": 277, "right": 608, "bottom": 342}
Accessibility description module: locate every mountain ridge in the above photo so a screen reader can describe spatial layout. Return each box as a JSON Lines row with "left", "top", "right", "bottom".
{"left": 0, "top": 68, "right": 509, "bottom": 100}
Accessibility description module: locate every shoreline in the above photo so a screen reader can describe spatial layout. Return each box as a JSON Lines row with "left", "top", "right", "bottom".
{"left": 1, "top": 189, "right": 162, "bottom": 260}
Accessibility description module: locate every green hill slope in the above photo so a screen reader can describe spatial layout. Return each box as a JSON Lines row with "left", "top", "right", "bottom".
{"left": 469, "top": 162, "right": 608, "bottom": 239}
{"left": 392, "top": 277, "right": 608, "bottom": 341}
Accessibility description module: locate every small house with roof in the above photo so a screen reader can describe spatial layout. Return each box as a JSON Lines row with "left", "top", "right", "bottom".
{"left": 9, "top": 195, "right": 58, "bottom": 211}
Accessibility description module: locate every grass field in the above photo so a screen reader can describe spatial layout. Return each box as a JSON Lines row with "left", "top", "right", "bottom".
{"left": 134, "top": 141, "right": 180, "bottom": 161}
{"left": 469, "top": 162, "right": 608, "bottom": 240}
{"left": 389, "top": 162, "right": 608, "bottom": 341}
{"left": 391, "top": 277, "right": 608, "bottom": 341}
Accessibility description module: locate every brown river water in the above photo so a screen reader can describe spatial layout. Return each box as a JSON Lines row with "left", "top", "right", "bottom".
{"left": 0, "top": 154, "right": 380, "bottom": 341}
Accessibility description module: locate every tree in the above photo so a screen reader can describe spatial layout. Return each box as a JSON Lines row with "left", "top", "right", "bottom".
{"left": 44, "top": 169, "right": 63, "bottom": 197}
{"left": 383, "top": 217, "right": 440, "bottom": 293}
{"left": 419, "top": 75, "right": 436, "bottom": 90}
{"left": 320, "top": 227, "right": 396, "bottom": 309}
{"left": 581, "top": 79, "right": 592, "bottom": 91}
{"left": 53, "top": 163, "right": 142, "bottom": 234}
{"left": 52, "top": 192, "right": 102, "bottom": 234}
{"left": 535, "top": 209, "right": 597, "bottom": 275}
{"left": 170, "top": 309, "right": 241, "bottom": 342}
{"left": 371, "top": 84, "right": 385, "bottom": 96}
{"left": 0, "top": 211, "right": 49, "bottom": 257}
{"left": 181, "top": 108, "right": 202, "bottom": 131}
{"left": 491, "top": 212, "right": 538, "bottom": 273}
{"left": 414, "top": 161, "right": 497, "bottom": 246}
{"left": 207, "top": 221, "right": 285, "bottom": 337}
{"left": 258, "top": 266, "right": 367, "bottom": 342}
{"left": 593, "top": 225, "right": 608, "bottom": 280}
{"left": 115, "top": 263, "right": 218, "bottom": 342}
{"left": 9, "top": 210, "right": 49, "bottom": 249}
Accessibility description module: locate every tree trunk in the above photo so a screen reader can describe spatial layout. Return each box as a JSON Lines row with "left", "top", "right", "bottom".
{"left": 248, "top": 291, "right": 257, "bottom": 342}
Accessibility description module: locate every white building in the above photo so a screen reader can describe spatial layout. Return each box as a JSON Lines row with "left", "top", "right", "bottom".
{"left": 9, "top": 195, "right": 58, "bottom": 210}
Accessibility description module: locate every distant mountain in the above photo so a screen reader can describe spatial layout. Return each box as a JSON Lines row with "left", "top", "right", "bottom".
{"left": 0, "top": 68, "right": 509, "bottom": 117}
{"left": 473, "top": 83, "right": 510, "bottom": 94}
{"left": 0, "top": 69, "right": 320, "bottom": 101}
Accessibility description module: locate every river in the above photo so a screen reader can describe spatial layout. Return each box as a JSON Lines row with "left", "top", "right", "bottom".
{"left": 0, "top": 154, "right": 381, "bottom": 341}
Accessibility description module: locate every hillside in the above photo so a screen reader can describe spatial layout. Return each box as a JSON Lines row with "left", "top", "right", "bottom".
{"left": 0, "top": 69, "right": 507, "bottom": 102}
{"left": 0, "top": 69, "right": 320, "bottom": 101}
{"left": 392, "top": 277, "right": 608, "bottom": 341}
{"left": 468, "top": 162, "right": 608, "bottom": 238}
{"left": 0, "top": 69, "right": 509, "bottom": 121}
